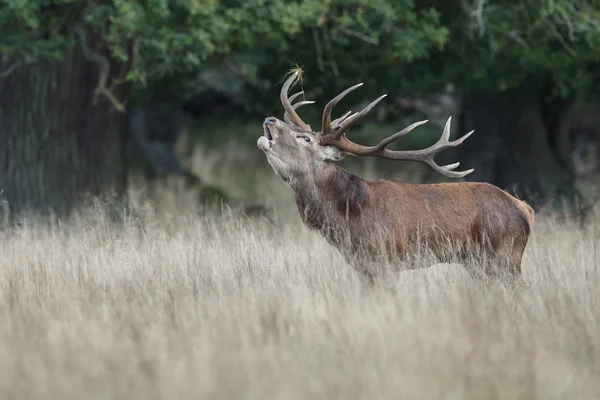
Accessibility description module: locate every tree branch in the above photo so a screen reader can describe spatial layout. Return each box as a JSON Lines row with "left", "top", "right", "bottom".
{"left": 0, "top": 61, "right": 24, "bottom": 79}
{"left": 75, "top": 26, "right": 127, "bottom": 113}
{"left": 474, "top": 0, "right": 486, "bottom": 36}
{"left": 0, "top": 55, "right": 37, "bottom": 79}
{"left": 338, "top": 27, "right": 379, "bottom": 45}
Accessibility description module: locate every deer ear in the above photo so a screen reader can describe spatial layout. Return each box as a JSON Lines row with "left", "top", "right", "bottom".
{"left": 322, "top": 145, "right": 349, "bottom": 162}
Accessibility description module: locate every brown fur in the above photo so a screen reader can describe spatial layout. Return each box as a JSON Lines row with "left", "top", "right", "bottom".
{"left": 297, "top": 164, "right": 533, "bottom": 277}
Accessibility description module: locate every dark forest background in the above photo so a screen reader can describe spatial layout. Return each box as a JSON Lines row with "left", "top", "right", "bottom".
{"left": 1, "top": 0, "right": 600, "bottom": 222}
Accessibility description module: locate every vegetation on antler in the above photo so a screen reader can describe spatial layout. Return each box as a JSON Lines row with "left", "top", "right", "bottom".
{"left": 285, "top": 64, "right": 304, "bottom": 83}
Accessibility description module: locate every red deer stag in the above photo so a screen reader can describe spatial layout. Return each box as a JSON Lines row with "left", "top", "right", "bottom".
{"left": 257, "top": 71, "right": 534, "bottom": 284}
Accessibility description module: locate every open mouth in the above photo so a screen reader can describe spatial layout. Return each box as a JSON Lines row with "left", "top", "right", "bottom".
{"left": 264, "top": 125, "right": 274, "bottom": 141}
{"left": 258, "top": 124, "right": 275, "bottom": 152}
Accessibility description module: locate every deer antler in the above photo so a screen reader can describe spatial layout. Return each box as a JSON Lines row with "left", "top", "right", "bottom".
{"left": 317, "top": 84, "right": 474, "bottom": 178}
{"left": 280, "top": 71, "right": 312, "bottom": 131}
{"left": 283, "top": 91, "right": 315, "bottom": 129}
{"left": 331, "top": 111, "right": 353, "bottom": 128}
{"left": 319, "top": 82, "right": 387, "bottom": 141}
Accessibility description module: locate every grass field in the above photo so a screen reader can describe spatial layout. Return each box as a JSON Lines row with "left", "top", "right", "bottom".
{"left": 1, "top": 141, "right": 599, "bottom": 399}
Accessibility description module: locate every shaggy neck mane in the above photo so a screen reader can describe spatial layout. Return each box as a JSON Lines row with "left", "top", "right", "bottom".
{"left": 293, "top": 163, "right": 369, "bottom": 232}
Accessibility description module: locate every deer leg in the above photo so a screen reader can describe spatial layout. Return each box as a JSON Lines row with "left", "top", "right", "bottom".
{"left": 340, "top": 253, "right": 379, "bottom": 290}
{"left": 463, "top": 242, "right": 526, "bottom": 286}
{"left": 490, "top": 236, "right": 527, "bottom": 280}
{"left": 356, "top": 269, "right": 376, "bottom": 289}
{"left": 498, "top": 244, "right": 527, "bottom": 288}
{"left": 462, "top": 259, "right": 491, "bottom": 282}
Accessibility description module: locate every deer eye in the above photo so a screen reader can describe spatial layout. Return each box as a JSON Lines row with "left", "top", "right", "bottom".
{"left": 297, "top": 135, "right": 311, "bottom": 143}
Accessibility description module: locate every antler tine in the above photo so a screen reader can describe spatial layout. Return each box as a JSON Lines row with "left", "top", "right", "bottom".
{"left": 331, "top": 111, "right": 353, "bottom": 128}
{"left": 332, "top": 94, "right": 387, "bottom": 135}
{"left": 376, "top": 120, "right": 429, "bottom": 149}
{"left": 280, "top": 72, "right": 312, "bottom": 131}
{"left": 284, "top": 90, "right": 315, "bottom": 128}
{"left": 321, "top": 83, "right": 363, "bottom": 136}
{"left": 321, "top": 116, "right": 475, "bottom": 179}
{"left": 333, "top": 111, "right": 361, "bottom": 129}
{"left": 288, "top": 91, "right": 304, "bottom": 103}
{"left": 403, "top": 117, "right": 474, "bottom": 178}
{"left": 293, "top": 100, "right": 315, "bottom": 110}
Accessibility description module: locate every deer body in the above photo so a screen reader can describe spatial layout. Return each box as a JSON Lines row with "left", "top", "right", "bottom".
{"left": 258, "top": 71, "right": 534, "bottom": 282}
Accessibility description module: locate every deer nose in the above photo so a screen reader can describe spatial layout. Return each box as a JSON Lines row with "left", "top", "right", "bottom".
{"left": 264, "top": 117, "right": 276, "bottom": 127}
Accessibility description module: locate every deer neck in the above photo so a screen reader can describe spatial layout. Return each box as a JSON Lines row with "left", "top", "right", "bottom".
{"left": 293, "top": 162, "right": 368, "bottom": 232}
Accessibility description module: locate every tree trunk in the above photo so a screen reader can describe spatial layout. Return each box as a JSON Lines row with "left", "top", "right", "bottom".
{"left": 457, "top": 91, "right": 586, "bottom": 217}
{"left": 0, "top": 39, "right": 130, "bottom": 222}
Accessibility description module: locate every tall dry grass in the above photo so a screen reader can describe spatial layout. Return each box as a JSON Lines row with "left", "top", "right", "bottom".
{"left": 0, "top": 195, "right": 598, "bottom": 399}
{"left": 1, "top": 138, "right": 599, "bottom": 399}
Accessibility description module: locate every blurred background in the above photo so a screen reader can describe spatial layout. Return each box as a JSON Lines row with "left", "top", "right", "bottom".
{"left": 1, "top": 0, "right": 599, "bottom": 223}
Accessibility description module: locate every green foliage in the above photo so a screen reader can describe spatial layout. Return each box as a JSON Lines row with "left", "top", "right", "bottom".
{"left": 230, "top": 0, "right": 450, "bottom": 116}
{"left": 2, "top": 0, "right": 599, "bottom": 111}
{"left": 0, "top": 0, "right": 447, "bottom": 107}
{"left": 414, "top": 0, "right": 600, "bottom": 97}
{"left": 1, "top": 0, "right": 328, "bottom": 80}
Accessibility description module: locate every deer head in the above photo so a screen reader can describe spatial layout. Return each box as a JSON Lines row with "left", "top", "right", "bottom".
{"left": 257, "top": 73, "right": 345, "bottom": 187}
{"left": 257, "top": 71, "right": 474, "bottom": 186}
